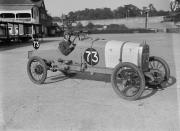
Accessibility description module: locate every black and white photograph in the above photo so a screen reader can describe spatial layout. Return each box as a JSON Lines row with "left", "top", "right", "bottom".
{"left": 0, "top": 0, "right": 180, "bottom": 130}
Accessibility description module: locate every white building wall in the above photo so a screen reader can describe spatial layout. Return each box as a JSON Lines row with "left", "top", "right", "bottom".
{"left": 0, "top": 7, "right": 40, "bottom": 36}
{"left": 77, "top": 16, "right": 177, "bottom": 29}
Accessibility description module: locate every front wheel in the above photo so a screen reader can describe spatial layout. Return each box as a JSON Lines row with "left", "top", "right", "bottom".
{"left": 27, "top": 56, "right": 47, "bottom": 84}
{"left": 148, "top": 56, "right": 170, "bottom": 85}
{"left": 111, "top": 62, "right": 145, "bottom": 101}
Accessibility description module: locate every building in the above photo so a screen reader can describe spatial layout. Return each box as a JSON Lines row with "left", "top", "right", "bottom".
{"left": 0, "top": 0, "right": 50, "bottom": 36}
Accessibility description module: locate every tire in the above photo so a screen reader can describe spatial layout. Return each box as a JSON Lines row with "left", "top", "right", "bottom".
{"left": 149, "top": 56, "right": 170, "bottom": 85}
{"left": 111, "top": 62, "right": 145, "bottom": 101}
{"left": 27, "top": 56, "right": 47, "bottom": 84}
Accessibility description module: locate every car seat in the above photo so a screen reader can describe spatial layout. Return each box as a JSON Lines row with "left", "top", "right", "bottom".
{"left": 58, "top": 40, "right": 74, "bottom": 56}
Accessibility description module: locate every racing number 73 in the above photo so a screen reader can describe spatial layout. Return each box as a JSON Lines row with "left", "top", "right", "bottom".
{"left": 84, "top": 48, "right": 99, "bottom": 65}
{"left": 85, "top": 51, "right": 98, "bottom": 63}
{"left": 33, "top": 41, "right": 40, "bottom": 50}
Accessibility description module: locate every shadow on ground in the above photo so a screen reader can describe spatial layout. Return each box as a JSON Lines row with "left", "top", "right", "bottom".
{"left": 0, "top": 39, "right": 60, "bottom": 51}
{"left": 139, "top": 76, "right": 176, "bottom": 100}
{"left": 43, "top": 71, "right": 176, "bottom": 100}
{"left": 45, "top": 74, "right": 69, "bottom": 84}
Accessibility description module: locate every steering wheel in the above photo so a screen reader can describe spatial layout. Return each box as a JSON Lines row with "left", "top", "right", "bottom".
{"left": 64, "top": 31, "right": 80, "bottom": 43}
{"left": 63, "top": 30, "right": 90, "bottom": 46}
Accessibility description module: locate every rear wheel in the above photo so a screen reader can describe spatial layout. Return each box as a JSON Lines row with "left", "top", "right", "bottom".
{"left": 111, "top": 62, "right": 145, "bottom": 101}
{"left": 27, "top": 56, "right": 47, "bottom": 84}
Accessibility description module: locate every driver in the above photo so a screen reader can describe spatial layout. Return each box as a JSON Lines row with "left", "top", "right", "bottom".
{"left": 58, "top": 36, "right": 75, "bottom": 56}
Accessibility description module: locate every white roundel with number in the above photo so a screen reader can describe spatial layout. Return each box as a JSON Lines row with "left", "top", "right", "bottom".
{"left": 84, "top": 48, "right": 99, "bottom": 66}
{"left": 33, "top": 41, "right": 40, "bottom": 50}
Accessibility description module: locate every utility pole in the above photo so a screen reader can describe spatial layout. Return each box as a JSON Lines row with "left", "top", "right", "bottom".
{"left": 61, "top": 13, "right": 65, "bottom": 31}
{"left": 126, "top": 9, "right": 129, "bottom": 19}
{"left": 145, "top": 10, "right": 149, "bottom": 29}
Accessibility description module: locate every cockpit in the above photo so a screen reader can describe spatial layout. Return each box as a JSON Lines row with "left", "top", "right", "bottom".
{"left": 59, "top": 30, "right": 89, "bottom": 56}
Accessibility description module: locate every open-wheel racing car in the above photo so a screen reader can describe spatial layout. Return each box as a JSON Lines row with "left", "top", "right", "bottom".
{"left": 27, "top": 31, "right": 170, "bottom": 101}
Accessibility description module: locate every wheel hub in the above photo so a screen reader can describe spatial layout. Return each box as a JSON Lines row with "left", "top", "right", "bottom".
{"left": 34, "top": 65, "right": 43, "bottom": 75}
{"left": 117, "top": 69, "right": 140, "bottom": 96}
{"left": 149, "top": 69, "right": 164, "bottom": 85}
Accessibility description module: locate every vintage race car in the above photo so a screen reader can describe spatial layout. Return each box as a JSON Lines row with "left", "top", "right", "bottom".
{"left": 27, "top": 31, "right": 170, "bottom": 101}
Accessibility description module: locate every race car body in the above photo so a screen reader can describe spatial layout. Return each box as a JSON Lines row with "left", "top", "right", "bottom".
{"left": 27, "top": 31, "right": 170, "bottom": 101}
{"left": 29, "top": 38, "right": 149, "bottom": 73}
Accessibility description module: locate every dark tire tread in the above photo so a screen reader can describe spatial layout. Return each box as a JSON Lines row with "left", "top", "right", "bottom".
{"left": 27, "top": 56, "right": 47, "bottom": 84}
{"left": 111, "top": 62, "right": 145, "bottom": 101}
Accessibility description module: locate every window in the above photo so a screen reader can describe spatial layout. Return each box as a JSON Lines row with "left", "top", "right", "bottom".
{"left": 0, "top": 13, "right": 15, "bottom": 18}
{"left": 16, "top": 13, "right": 31, "bottom": 18}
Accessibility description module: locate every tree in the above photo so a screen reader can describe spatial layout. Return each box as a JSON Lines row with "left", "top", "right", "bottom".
{"left": 76, "top": 22, "right": 83, "bottom": 29}
{"left": 114, "top": 6, "right": 127, "bottom": 18}
{"left": 64, "top": 4, "right": 169, "bottom": 20}
{"left": 149, "top": 4, "right": 156, "bottom": 11}
{"left": 86, "top": 22, "right": 94, "bottom": 30}
{"left": 124, "top": 4, "right": 142, "bottom": 17}
{"left": 101, "top": 8, "right": 114, "bottom": 19}
{"left": 148, "top": 4, "right": 157, "bottom": 16}
{"left": 170, "top": 0, "right": 180, "bottom": 12}
{"left": 107, "top": 24, "right": 128, "bottom": 30}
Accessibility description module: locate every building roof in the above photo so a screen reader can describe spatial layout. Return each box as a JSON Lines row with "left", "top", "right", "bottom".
{"left": 0, "top": 0, "right": 43, "bottom": 7}
{"left": 0, "top": 19, "right": 41, "bottom": 25}
{"left": 0, "top": 5, "right": 34, "bottom": 11}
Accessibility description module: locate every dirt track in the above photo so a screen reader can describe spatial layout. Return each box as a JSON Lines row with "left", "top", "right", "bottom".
{"left": 0, "top": 33, "right": 180, "bottom": 131}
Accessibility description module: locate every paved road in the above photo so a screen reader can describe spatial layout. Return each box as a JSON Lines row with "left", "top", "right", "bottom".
{"left": 0, "top": 34, "right": 179, "bottom": 131}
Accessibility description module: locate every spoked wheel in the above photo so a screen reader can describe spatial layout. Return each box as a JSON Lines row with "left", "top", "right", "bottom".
{"left": 27, "top": 56, "right": 47, "bottom": 84}
{"left": 111, "top": 62, "right": 145, "bottom": 101}
{"left": 148, "top": 56, "right": 170, "bottom": 85}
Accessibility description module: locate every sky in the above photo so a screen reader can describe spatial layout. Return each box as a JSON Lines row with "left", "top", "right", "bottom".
{"left": 44, "top": 0, "right": 171, "bottom": 17}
